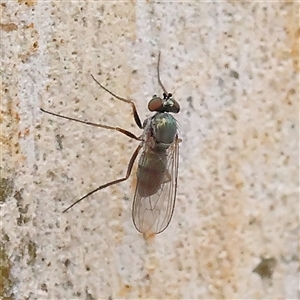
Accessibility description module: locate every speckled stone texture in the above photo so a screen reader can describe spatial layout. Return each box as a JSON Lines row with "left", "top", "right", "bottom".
{"left": 1, "top": 1, "right": 299, "bottom": 299}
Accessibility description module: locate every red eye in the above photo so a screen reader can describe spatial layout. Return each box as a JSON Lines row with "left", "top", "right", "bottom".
{"left": 148, "top": 96, "right": 163, "bottom": 111}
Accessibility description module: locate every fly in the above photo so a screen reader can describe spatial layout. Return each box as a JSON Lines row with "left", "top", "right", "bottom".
{"left": 41, "top": 52, "right": 181, "bottom": 234}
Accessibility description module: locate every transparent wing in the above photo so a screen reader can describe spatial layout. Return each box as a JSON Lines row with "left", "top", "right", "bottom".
{"left": 132, "top": 136, "right": 179, "bottom": 234}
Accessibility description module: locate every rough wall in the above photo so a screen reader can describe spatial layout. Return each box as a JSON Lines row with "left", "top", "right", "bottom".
{"left": 1, "top": 1, "right": 299, "bottom": 299}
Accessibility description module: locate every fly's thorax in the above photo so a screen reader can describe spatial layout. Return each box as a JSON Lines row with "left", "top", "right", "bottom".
{"left": 151, "top": 112, "right": 177, "bottom": 149}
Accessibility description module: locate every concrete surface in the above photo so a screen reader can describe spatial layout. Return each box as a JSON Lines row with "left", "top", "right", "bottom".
{"left": 1, "top": 1, "right": 299, "bottom": 299}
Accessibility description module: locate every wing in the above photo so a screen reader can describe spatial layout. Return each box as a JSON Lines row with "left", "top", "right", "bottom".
{"left": 132, "top": 135, "right": 179, "bottom": 234}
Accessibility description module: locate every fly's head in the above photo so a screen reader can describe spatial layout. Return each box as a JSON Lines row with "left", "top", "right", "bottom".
{"left": 148, "top": 93, "right": 180, "bottom": 113}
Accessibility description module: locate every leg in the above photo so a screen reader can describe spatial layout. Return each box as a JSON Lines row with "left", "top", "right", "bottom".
{"left": 40, "top": 108, "right": 141, "bottom": 141}
{"left": 157, "top": 51, "right": 168, "bottom": 95}
{"left": 62, "top": 143, "right": 143, "bottom": 213}
{"left": 91, "top": 75, "right": 143, "bottom": 129}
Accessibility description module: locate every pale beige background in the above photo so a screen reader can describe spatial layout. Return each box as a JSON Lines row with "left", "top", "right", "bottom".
{"left": 1, "top": 1, "right": 299, "bottom": 299}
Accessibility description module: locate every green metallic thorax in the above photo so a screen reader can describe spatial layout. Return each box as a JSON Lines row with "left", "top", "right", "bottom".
{"left": 151, "top": 112, "right": 177, "bottom": 150}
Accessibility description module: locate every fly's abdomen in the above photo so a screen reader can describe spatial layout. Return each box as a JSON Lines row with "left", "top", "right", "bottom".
{"left": 137, "top": 150, "right": 167, "bottom": 197}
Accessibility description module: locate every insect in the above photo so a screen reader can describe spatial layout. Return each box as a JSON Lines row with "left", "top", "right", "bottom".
{"left": 41, "top": 52, "right": 180, "bottom": 234}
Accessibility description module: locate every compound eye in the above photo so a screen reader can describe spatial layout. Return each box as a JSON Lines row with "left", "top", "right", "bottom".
{"left": 148, "top": 96, "right": 163, "bottom": 111}
{"left": 169, "top": 99, "right": 180, "bottom": 113}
